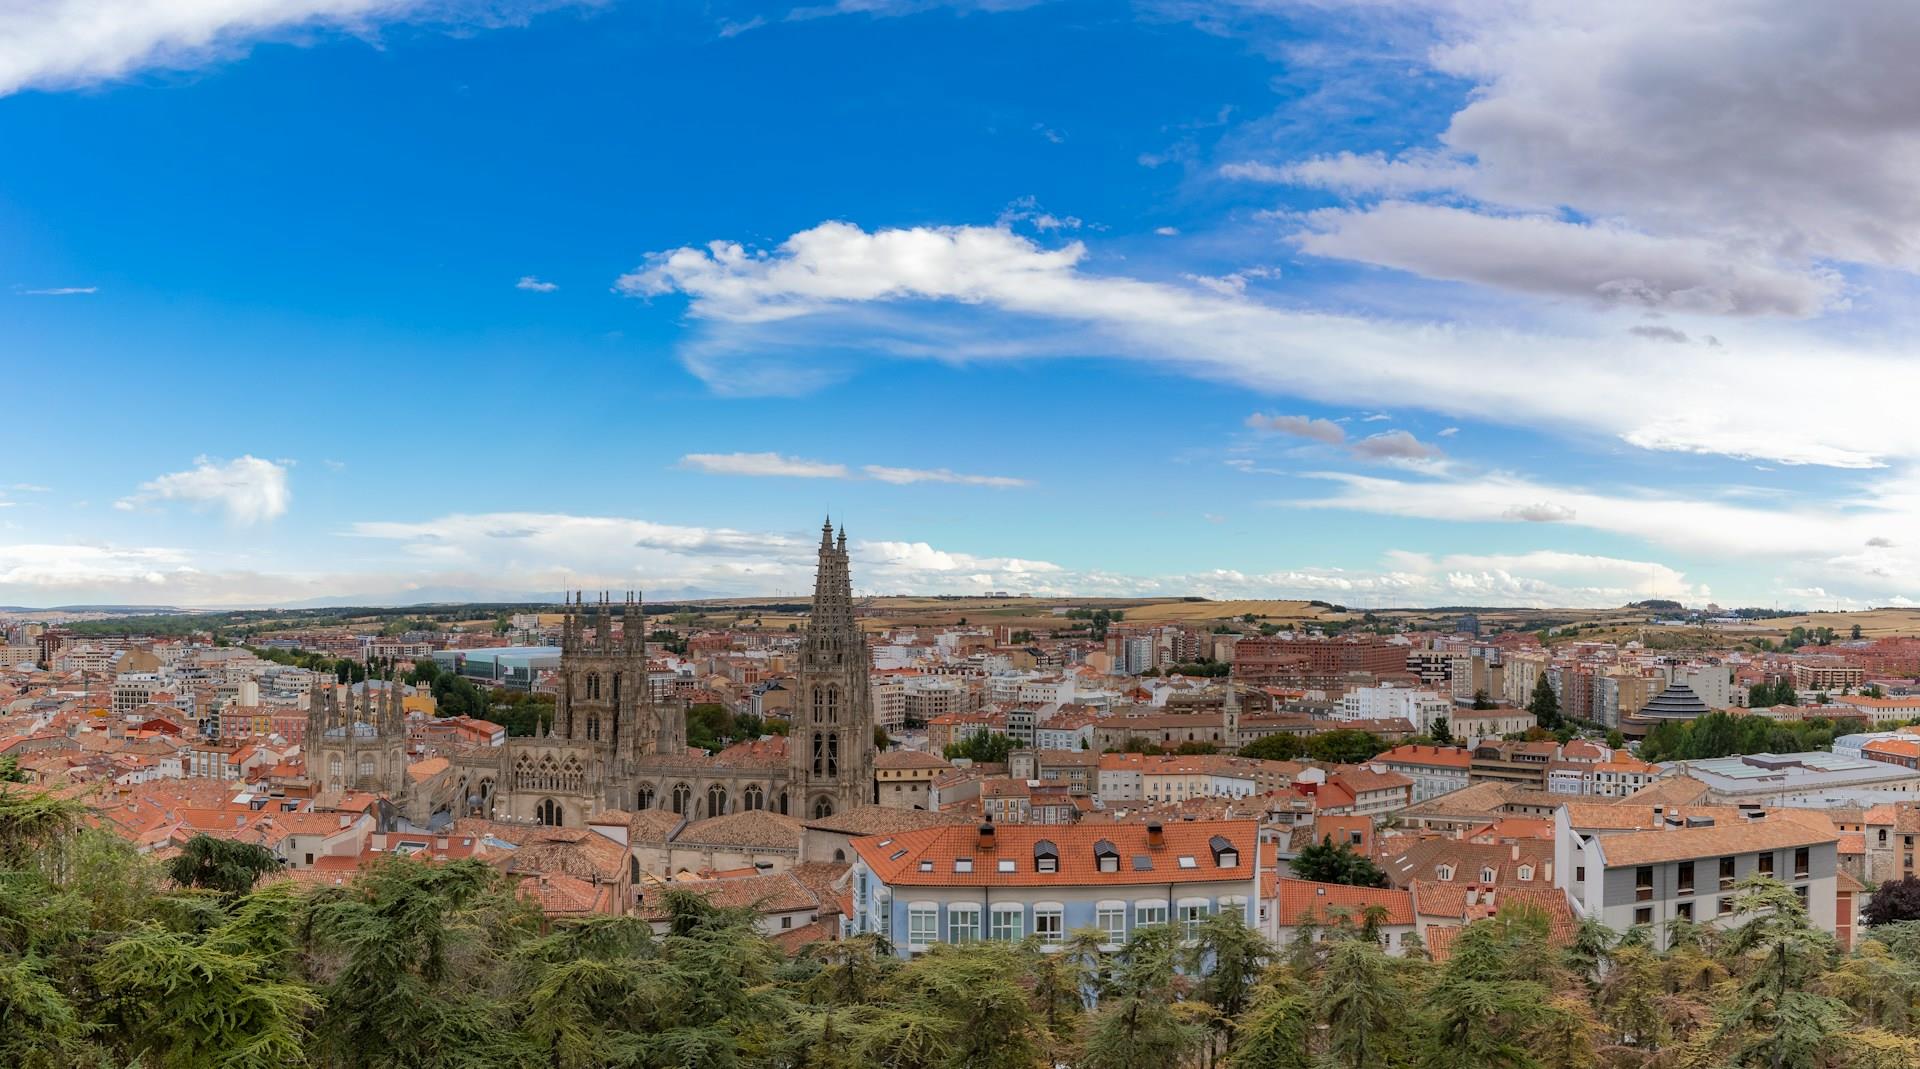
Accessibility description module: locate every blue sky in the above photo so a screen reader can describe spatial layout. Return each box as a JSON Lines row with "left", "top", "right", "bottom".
{"left": 5, "top": 0, "right": 1920, "bottom": 609}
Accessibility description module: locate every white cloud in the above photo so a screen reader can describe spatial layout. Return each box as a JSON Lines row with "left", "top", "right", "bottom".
{"left": 1502, "top": 501, "right": 1576, "bottom": 523}
{"left": 623, "top": 220, "right": 1920, "bottom": 468}
{"left": 1294, "top": 202, "right": 1838, "bottom": 317}
{"left": 1349, "top": 429, "right": 1443, "bottom": 462}
{"left": 1246, "top": 412, "right": 1345, "bottom": 444}
{"left": 0, "top": 543, "right": 194, "bottom": 589}
{"left": 0, "top": 0, "right": 550, "bottom": 97}
{"left": 862, "top": 466, "right": 1027, "bottom": 487}
{"left": 19, "top": 286, "right": 97, "bottom": 295}
{"left": 1250, "top": 1, "right": 1920, "bottom": 311}
{"left": 115, "top": 455, "right": 291, "bottom": 524}
{"left": 1436, "top": 427, "right": 1458, "bottom": 437}
{"left": 515, "top": 275, "right": 559, "bottom": 292}
{"left": 680, "top": 452, "right": 1025, "bottom": 486}
{"left": 9, "top": 484, "right": 51, "bottom": 492}
{"left": 680, "top": 452, "right": 849, "bottom": 479}
{"left": 1183, "top": 265, "right": 1278, "bottom": 296}
{"left": 1154, "top": 226, "right": 1180, "bottom": 236}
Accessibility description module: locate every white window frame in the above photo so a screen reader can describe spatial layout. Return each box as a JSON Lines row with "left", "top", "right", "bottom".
{"left": 1033, "top": 901, "right": 1065, "bottom": 944}
{"left": 907, "top": 902, "right": 939, "bottom": 947}
{"left": 1177, "top": 897, "right": 1211, "bottom": 939}
{"left": 990, "top": 904, "right": 1023, "bottom": 942}
{"left": 948, "top": 905, "right": 981, "bottom": 943}
{"left": 1095, "top": 900, "right": 1127, "bottom": 947}
{"left": 1134, "top": 899, "right": 1169, "bottom": 928}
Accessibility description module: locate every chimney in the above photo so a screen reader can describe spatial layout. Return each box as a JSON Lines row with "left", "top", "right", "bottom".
{"left": 977, "top": 822, "right": 996, "bottom": 851}
{"left": 1510, "top": 843, "right": 1520, "bottom": 861}
{"left": 1146, "top": 820, "right": 1165, "bottom": 848}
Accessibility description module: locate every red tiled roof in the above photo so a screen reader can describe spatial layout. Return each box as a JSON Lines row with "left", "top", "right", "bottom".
{"left": 852, "top": 819, "right": 1257, "bottom": 888}
{"left": 1274, "top": 877, "right": 1413, "bottom": 926}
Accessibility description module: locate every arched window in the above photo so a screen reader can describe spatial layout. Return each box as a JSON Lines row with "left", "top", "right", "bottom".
{"left": 612, "top": 673, "right": 620, "bottom": 704}
{"left": 779, "top": 792, "right": 789, "bottom": 815}
{"left": 826, "top": 732, "right": 839, "bottom": 777}
{"left": 629, "top": 856, "right": 640, "bottom": 883}
{"left": 671, "top": 782, "right": 691, "bottom": 814}
{"left": 586, "top": 673, "right": 600, "bottom": 700}
{"left": 811, "top": 732, "right": 825, "bottom": 777}
{"left": 586, "top": 714, "right": 600, "bottom": 741}
{"left": 327, "top": 754, "right": 342, "bottom": 783}
{"left": 812, "top": 796, "right": 834, "bottom": 819}
{"left": 536, "top": 798, "right": 562, "bottom": 826}
{"left": 834, "top": 848, "right": 846, "bottom": 863}
{"left": 637, "top": 783, "right": 655, "bottom": 810}
{"left": 359, "top": 754, "right": 375, "bottom": 781}
{"left": 824, "top": 686, "right": 838, "bottom": 724}
{"left": 707, "top": 783, "right": 728, "bottom": 816}
{"left": 743, "top": 783, "right": 765, "bottom": 811}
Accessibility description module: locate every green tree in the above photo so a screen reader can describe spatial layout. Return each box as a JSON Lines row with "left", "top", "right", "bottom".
{"left": 1237, "top": 734, "right": 1304, "bottom": 761}
{"left": 166, "top": 834, "right": 281, "bottom": 899}
{"left": 1429, "top": 717, "right": 1453, "bottom": 745}
{"left": 1318, "top": 937, "right": 1408, "bottom": 1069}
{"left": 1289, "top": 836, "right": 1389, "bottom": 888}
{"left": 1529, "top": 674, "right": 1561, "bottom": 729}
{"left": 1472, "top": 690, "right": 1495, "bottom": 710}
{"left": 944, "top": 732, "right": 1016, "bottom": 764}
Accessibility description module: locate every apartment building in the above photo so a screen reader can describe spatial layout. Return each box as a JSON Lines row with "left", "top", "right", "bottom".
{"left": 847, "top": 819, "right": 1260, "bottom": 957}
{"left": 1371, "top": 744, "right": 1471, "bottom": 802}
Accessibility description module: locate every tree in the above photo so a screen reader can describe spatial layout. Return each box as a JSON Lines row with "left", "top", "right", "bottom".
{"left": 1854, "top": 623, "right": 1865, "bottom": 640}
{"left": 1429, "top": 717, "right": 1453, "bottom": 745}
{"left": 1472, "top": 690, "right": 1495, "bottom": 710}
{"left": 165, "top": 834, "right": 280, "bottom": 899}
{"left": 1237, "top": 734, "right": 1303, "bottom": 761}
{"left": 1289, "top": 836, "right": 1389, "bottom": 888}
{"left": 1605, "top": 728, "right": 1625, "bottom": 749}
{"left": 1866, "top": 877, "right": 1920, "bottom": 926}
{"left": 1317, "top": 937, "right": 1407, "bottom": 1069}
{"left": 944, "top": 731, "right": 1016, "bottom": 764}
{"left": 1306, "top": 729, "right": 1386, "bottom": 764}
{"left": 1529, "top": 674, "right": 1561, "bottom": 729}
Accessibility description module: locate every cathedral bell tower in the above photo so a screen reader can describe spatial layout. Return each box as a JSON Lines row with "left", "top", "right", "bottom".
{"left": 555, "top": 591, "right": 664, "bottom": 766}
{"left": 787, "top": 519, "right": 875, "bottom": 818}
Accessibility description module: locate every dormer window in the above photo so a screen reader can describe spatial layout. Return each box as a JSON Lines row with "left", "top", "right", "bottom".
{"left": 1208, "top": 835, "right": 1239, "bottom": 868}
{"left": 1437, "top": 864, "right": 1455, "bottom": 881}
{"left": 1518, "top": 865, "right": 1534, "bottom": 881}
{"left": 1034, "top": 839, "right": 1059, "bottom": 874}
{"left": 1481, "top": 867, "right": 1496, "bottom": 883}
{"left": 1094, "top": 839, "right": 1120, "bottom": 873}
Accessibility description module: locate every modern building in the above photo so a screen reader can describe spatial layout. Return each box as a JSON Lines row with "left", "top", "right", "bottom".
{"left": 1370, "top": 744, "right": 1472, "bottom": 803}
{"left": 847, "top": 819, "right": 1261, "bottom": 957}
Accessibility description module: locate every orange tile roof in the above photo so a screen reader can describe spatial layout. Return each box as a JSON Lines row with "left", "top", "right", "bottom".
{"left": 1594, "top": 818, "right": 1838, "bottom": 867}
{"left": 1373, "top": 744, "right": 1472, "bottom": 769}
{"left": 1274, "top": 878, "right": 1413, "bottom": 926}
{"left": 852, "top": 819, "right": 1257, "bottom": 888}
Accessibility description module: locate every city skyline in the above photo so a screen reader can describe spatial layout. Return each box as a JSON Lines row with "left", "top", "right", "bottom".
{"left": 9, "top": 1, "right": 1920, "bottom": 609}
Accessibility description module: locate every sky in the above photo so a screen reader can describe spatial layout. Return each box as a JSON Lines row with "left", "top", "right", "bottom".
{"left": 5, "top": 0, "right": 1920, "bottom": 610}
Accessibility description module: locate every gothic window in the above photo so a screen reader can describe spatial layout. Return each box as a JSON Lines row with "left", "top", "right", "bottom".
{"left": 561, "top": 755, "right": 585, "bottom": 793}
{"left": 813, "top": 689, "right": 823, "bottom": 725}
{"left": 637, "top": 783, "right": 655, "bottom": 810}
{"left": 824, "top": 686, "right": 838, "bottom": 724}
{"left": 671, "top": 782, "right": 691, "bottom": 814}
{"left": 827, "top": 732, "right": 839, "bottom": 777}
{"left": 359, "top": 755, "right": 375, "bottom": 781}
{"left": 586, "top": 673, "right": 600, "bottom": 700}
{"left": 612, "top": 673, "right": 621, "bottom": 705}
{"left": 328, "top": 755, "right": 342, "bottom": 783}
{"left": 779, "top": 792, "right": 789, "bottom": 815}
{"left": 812, "top": 732, "right": 825, "bottom": 776}
{"left": 537, "top": 755, "right": 560, "bottom": 791}
{"left": 513, "top": 754, "right": 534, "bottom": 790}
{"left": 536, "top": 798, "right": 562, "bottom": 826}
{"left": 707, "top": 783, "right": 728, "bottom": 815}
{"left": 743, "top": 783, "right": 764, "bottom": 811}
{"left": 586, "top": 714, "right": 600, "bottom": 741}
{"left": 812, "top": 796, "right": 834, "bottom": 819}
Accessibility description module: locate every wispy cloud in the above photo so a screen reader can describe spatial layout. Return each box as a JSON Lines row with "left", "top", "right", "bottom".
{"left": 679, "top": 452, "right": 1026, "bottom": 487}
{"left": 18, "top": 286, "right": 96, "bottom": 295}
{"left": 515, "top": 275, "right": 559, "bottom": 292}
{"left": 115, "top": 455, "right": 291, "bottom": 524}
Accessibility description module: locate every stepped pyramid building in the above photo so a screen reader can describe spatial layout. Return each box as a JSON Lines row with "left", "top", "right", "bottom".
{"left": 308, "top": 519, "right": 877, "bottom": 830}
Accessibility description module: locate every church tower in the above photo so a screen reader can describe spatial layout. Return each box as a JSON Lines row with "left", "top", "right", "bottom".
{"left": 555, "top": 591, "right": 664, "bottom": 768}
{"left": 787, "top": 519, "right": 875, "bottom": 818}
{"left": 306, "top": 669, "right": 408, "bottom": 799}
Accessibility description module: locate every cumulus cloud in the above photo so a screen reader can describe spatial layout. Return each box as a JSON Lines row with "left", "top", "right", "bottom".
{"left": 680, "top": 452, "right": 849, "bottom": 479}
{"left": 1246, "top": 412, "right": 1346, "bottom": 444}
{"left": 515, "top": 275, "right": 558, "bottom": 292}
{"left": 625, "top": 220, "right": 1920, "bottom": 468}
{"left": 1295, "top": 203, "right": 1838, "bottom": 316}
{"left": 115, "top": 455, "right": 291, "bottom": 524}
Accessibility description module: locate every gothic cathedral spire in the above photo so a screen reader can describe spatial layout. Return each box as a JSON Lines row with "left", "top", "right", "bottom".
{"left": 788, "top": 518, "right": 874, "bottom": 819}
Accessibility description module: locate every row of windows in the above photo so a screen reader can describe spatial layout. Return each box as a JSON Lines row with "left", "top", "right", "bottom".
{"left": 896, "top": 899, "right": 1243, "bottom": 947}
{"left": 1630, "top": 883, "right": 1811, "bottom": 926}
{"left": 1630, "top": 849, "right": 1813, "bottom": 902}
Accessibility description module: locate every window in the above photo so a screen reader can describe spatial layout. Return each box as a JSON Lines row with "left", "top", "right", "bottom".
{"left": 1178, "top": 900, "right": 1210, "bottom": 939}
{"left": 1436, "top": 864, "right": 1455, "bottom": 881}
{"left": 908, "top": 905, "right": 938, "bottom": 946}
{"left": 1575, "top": 865, "right": 1585, "bottom": 883}
{"left": 1757, "top": 852, "right": 1774, "bottom": 877}
{"left": 1677, "top": 862, "right": 1694, "bottom": 895}
{"left": 1718, "top": 895, "right": 1735, "bottom": 916}
{"left": 1719, "top": 856, "right": 1736, "bottom": 890}
{"left": 1034, "top": 904, "right": 1064, "bottom": 944}
{"left": 1136, "top": 901, "right": 1169, "bottom": 928}
{"left": 1676, "top": 902, "right": 1693, "bottom": 921}
{"left": 1794, "top": 847, "right": 1810, "bottom": 879}
{"left": 991, "top": 906, "right": 1023, "bottom": 941}
{"left": 1178, "top": 856, "right": 1198, "bottom": 869}
{"left": 1635, "top": 866, "right": 1654, "bottom": 902}
{"left": 954, "top": 858, "right": 973, "bottom": 873}
{"left": 1096, "top": 902, "right": 1127, "bottom": 945}
{"left": 1034, "top": 841, "right": 1059, "bottom": 874}
{"left": 997, "top": 859, "right": 1016, "bottom": 873}
{"left": 1634, "top": 907, "right": 1652, "bottom": 926}
{"left": 949, "top": 906, "right": 981, "bottom": 943}
{"left": 1517, "top": 865, "right": 1534, "bottom": 882}
{"left": 1095, "top": 840, "right": 1120, "bottom": 873}
{"left": 1481, "top": 867, "right": 1496, "bottom": 884}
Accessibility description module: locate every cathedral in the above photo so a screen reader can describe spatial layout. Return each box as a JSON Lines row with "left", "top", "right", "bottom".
{"left": 306, "top": 519, "right": 876, "bottom": 830}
